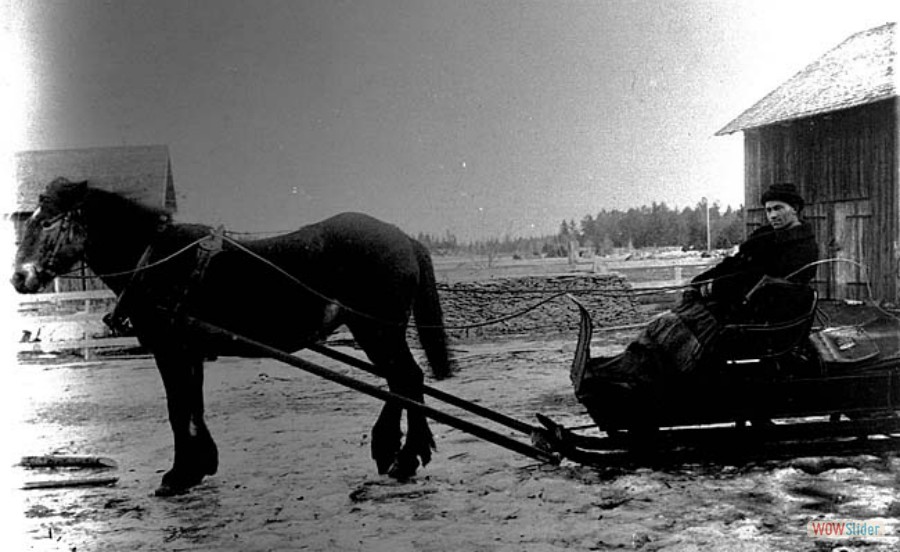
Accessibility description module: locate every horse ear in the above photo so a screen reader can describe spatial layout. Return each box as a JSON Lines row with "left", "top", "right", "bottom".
{"left": 65, "top": 180, "right": 90, "bottom": 208}
{"left": 74, "top": 181, "right": 88, "bottom": 199}
{"left": 47, "top": 178, "right": 89, "bottom": 203}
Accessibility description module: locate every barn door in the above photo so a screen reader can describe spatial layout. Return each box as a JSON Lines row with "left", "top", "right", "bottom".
{"left": 806, "top": 200, "right": 872, "bottom": 300}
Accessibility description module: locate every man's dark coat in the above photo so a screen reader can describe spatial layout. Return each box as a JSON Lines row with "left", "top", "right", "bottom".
{"left": 691, "top": 220, "right": 819, "bottom": 312}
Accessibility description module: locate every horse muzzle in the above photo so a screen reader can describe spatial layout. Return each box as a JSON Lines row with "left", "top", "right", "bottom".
{"left": 11, "top": 263, "right": 47, "bottom": 294}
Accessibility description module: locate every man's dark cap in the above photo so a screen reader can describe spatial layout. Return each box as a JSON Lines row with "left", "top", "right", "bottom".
{"left": 761, "top": 182, "right": 804, "bottom": 211}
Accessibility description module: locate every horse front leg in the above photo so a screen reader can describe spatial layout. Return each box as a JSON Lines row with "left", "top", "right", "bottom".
{"left": 154, "top": 350, "right": 218, "bottom": 496}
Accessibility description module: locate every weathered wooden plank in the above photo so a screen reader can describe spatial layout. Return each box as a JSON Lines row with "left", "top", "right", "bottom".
{"left": 22, "top": 477, "right": 119, "bottom": 490}
{"left": 20, "top": 455, "right": 118, "bottom": 469}
{"left": 17, "top": 336, "right": 140, "bottom": 354}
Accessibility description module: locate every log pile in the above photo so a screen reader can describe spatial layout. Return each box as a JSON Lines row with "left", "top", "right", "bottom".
{"left": 416, "top": 273, "right": 639, "bottom": 341}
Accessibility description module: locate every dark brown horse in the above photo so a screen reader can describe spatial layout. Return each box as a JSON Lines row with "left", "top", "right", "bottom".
{"left": 12, "top": 178, "right": 452, "bottom": 496}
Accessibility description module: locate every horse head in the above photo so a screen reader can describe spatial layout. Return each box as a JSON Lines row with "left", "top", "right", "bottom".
{"left": 12, "top": 178, "right": 90, "bottom": 293}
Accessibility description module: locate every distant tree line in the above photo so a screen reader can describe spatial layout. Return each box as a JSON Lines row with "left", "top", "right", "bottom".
{"left": 415, "top": 230, "right": 567, "bottom": 259}
{"left": 418, "top": 201, "right": 745, "bottom": 257}
{"left": 568, "top": 201, "right": 745, "bottom": 254}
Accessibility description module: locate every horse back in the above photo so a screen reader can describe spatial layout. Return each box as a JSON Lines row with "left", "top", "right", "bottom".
{"left": 250, "top": 212, "right": 419, "bottom": 282}
{"left": 183, "top": 213, "right": 421, "bottom": 348}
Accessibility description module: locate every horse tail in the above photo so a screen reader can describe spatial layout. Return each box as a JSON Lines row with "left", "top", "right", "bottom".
{"left": 411, "top": 239, "right": 453, "bottom": 379}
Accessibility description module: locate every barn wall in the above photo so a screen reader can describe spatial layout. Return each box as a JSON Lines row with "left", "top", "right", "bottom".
{"left": 742, "top": 98, "right": 897, "bottom": 302}
{"left": 15, "top": 145, "right": 176, "bottom": 214}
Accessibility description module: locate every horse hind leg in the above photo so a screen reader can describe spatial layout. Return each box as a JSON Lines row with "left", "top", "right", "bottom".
{"left": 382, "top": 351, "right": 434, "bottom": 480}
{"left": 372, "top": 403, "right": 403, "bottom": 475}
{"left": 353, "top": 326, "right": 434, "bottom": 480}
{"left": 393, "top": 370, "right": 435, "bottom": 480}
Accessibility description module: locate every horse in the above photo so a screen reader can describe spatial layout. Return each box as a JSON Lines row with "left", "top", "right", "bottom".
{"left": 11, "top": 177, "right": 453, "bottom": 496}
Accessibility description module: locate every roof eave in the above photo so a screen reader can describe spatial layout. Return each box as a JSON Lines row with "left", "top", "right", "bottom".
{"left": 715, "top": 91, "right": 897, "bottom": 135}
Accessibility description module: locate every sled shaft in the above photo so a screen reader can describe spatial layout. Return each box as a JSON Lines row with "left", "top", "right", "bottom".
{"left": 308, "top": 343, "right": 537, "bottom": 436}
{"left": 185, "top": 315, "right": 560, "bottom": 466}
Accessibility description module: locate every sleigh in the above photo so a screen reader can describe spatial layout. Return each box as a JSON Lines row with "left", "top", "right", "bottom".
{"left": 535, "top": 281, "right": 900, "bottom": 466}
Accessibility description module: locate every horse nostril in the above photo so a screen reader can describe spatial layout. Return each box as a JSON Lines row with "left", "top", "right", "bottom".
{"left": 11, "top": 269, "right": 35, "bottom": 292}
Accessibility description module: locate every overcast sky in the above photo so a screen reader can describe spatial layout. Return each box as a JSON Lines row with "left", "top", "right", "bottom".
{"left": 3, "top": 0, "right": 897, "bottom": 241}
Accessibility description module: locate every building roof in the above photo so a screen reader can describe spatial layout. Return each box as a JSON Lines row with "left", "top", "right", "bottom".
{"left": 717, "top": 22, "right": 896, "bottom": 135}
{"left": 14, "top": 145, "right": 177, "bottom": 214}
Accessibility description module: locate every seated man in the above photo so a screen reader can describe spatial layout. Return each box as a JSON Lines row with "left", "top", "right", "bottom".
{"left": 576, "top": 183, "right": 819, "bottom": 429}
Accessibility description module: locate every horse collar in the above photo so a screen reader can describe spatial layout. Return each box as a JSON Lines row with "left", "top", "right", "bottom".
{"left": 103, "top": 243, "right": 155, "bottom": 334}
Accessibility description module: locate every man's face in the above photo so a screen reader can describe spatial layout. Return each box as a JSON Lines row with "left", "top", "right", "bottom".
{"left": 765, "top": 200, "right": 799, "bottom": 230}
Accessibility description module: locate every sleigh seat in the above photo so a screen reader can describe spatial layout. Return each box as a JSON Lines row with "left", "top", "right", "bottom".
{"left": 715, "top": 276, "right": 818, "bottom": 364}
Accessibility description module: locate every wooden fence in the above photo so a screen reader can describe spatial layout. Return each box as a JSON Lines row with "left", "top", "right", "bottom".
{"left": 16, "top": 290, "right": 141, "bottom": 359}
{"left": 599, "top": 260, "right": 716, "bottom": 312}
{"left": 598, "top": 260, "right": 714, "bottom": 287}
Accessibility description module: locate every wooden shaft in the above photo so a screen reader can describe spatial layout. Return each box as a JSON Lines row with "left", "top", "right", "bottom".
{"left": 307, "top": 343, "right": 538, "bottom": 436}
{"left": 184, "top": 315, "right": 560, "bottom": 465}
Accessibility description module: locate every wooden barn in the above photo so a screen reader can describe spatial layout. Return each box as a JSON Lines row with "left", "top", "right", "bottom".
{"left": 12, "top": 144, "right": 177, "bottom": 292}
{"left": 717, "top": 22, "right": 898, "bottom": 303}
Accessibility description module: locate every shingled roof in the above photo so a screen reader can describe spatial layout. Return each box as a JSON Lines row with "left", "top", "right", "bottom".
{"left": 717, "top": 22, "right": 896, "bottom": 135}
{"left": 14, "top": 145, "right": 177, "bottom": 214}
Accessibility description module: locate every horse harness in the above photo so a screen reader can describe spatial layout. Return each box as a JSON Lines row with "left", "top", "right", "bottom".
{"left": 104, "top": 226, "right": 227, "bottom": 335}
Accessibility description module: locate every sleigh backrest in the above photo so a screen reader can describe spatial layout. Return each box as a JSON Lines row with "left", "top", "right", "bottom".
{"left": 719, "top": 276, "right": 818, "bottom": 360}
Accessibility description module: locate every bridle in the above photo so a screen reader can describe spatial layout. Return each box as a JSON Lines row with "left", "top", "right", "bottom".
{"left": 31, "top": 206, "right": 86, "bottom": 275}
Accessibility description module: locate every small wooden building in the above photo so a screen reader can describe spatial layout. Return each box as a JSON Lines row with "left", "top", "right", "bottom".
{"left": 12, "top": 145, "right": 177, "bottom": 292}
{"left": 717, "top": 22, "right": 898, "bottom": 302}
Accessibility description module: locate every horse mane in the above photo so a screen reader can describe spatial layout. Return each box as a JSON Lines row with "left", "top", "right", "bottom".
{"left": 82, "top": 185, "right": 172, "bottom": 233}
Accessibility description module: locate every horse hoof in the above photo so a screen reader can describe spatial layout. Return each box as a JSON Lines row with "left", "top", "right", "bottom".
{"left": 154, "top": 482, "right": 190, "bottom": 497}
{"left": 419, "top": 449, "right": 432, "bottom": 467}
{"left": 154, "top": 475, "right": 207, "bottom": 497}
{"left": 375, "top": 460, "right": 391, "bottom": 475}
{"left": 200, "top": 455, "right": 219, "bottom": 476}
{"left": 387, "top": 455, "right": 420, "bottom": 481}
{"left": 156, "top": 468, "right": 207, "bottom": 497}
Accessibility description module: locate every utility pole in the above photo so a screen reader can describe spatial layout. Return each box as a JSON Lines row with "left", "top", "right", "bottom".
{"left": 702, "top": 197, "right": 711, "bottom": 252}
